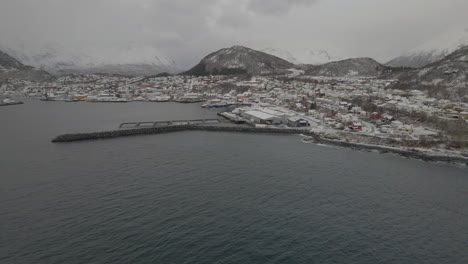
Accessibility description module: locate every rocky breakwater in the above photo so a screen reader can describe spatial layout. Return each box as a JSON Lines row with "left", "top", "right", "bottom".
{"left": 0, "top": 99, "right": 24, "bottom": 106}
{"left": 51, "top": 125, "right": 468, "bottom": 165}
{"left": 52, "top": 125, "right": 194, "bottom": 143}
{"left": 51, "top": 125, "right": 319, "bottom": 143}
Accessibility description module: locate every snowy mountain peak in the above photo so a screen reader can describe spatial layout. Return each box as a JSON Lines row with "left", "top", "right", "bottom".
{"left": 414, "top": 27, "right": 468, "bottom": 53}
{"left": 391, "top": 46, "right": 468, "bottom": 101}
{"left": 261, "top": 47, "right": 342, "bottom": 65}
{"left": 0, "top": 48, "right": 53, "bottom": 82}
{"left": 386, "top": 27, "right": 468, "bottom": 68}
{"left": 0, "top": 42, "right": 180, "bottom": 76}
{"left": 305, "top": 57, "right": 387, "bottom": 77}
{"left": 261, "top": 48, "right": 299, "bottom": 64}
{"left": 0, "top": 49, "right": 27, "bottom": 72}
{"left": 184, "top": 45, "right": 294, "bottom": 76}
{"left": 229, "top": 45, "right": 249, "bottom": 50}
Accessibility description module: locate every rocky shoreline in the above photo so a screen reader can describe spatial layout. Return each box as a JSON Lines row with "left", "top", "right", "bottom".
{"left": 51, "top": 125, "right": 468, "bottom": 165}
{"left": 315, "top": 138, "right": 468, "bottom": 164}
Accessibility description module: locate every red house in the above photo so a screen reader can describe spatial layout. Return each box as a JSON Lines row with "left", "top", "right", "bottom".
{"left": 349, "top": 122, "right": 363, "bottom": 130}
{"left": 371, "top": 112, "right": 382, "bottom": 119}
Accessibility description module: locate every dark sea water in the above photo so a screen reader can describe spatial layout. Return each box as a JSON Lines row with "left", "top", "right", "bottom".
{"left": 1, "top": 99, "right": 467, "bottom": 264}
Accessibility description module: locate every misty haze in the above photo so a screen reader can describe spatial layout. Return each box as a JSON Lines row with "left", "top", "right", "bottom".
{"left": 1, "top": 1, "right": 467, "bottom": 264}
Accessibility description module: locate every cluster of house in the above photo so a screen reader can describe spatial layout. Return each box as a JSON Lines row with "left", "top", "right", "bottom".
{"left": 1, "top": 73, "right": 466, "bottom": 140}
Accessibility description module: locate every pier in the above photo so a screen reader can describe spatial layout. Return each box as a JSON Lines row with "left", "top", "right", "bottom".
{"left": 51, "top": 124, "right": 468, "bottom": 165}
{"left": 52, "top": 125, "right": 307, "bottom": 143}
{"left": 119, "top": 119, "right": 226, "bottom": 128}
{"left": 0, "top": 101, "right": 24, "bottom": 107}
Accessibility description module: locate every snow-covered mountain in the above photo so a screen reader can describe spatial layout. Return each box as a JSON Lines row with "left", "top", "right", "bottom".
{"left": 184, "top": 45, "right": 294, "bottom": 76}
{"left": 0, "top": 50, "right": 28, "bottom": 72}
{"left": 1, "top": 43, "right": 180, "bottom": 76}
{"left": 261, "top": 48, "right": 342, "bottom": 65}
{"left": 260, "top": 48, "right": 300, "bottom": 64}
{"left": 305, "top": 57, "right": 388, "bottom": 77}
{"left": 391, "top": 46, "right": 468, "bottom": 101}
{"left": 386, "top": 27, "right": 468, "bottom": 68}
{"left": 0, "top": 49, "right": 52, "bottom": 82}
{"left": 300, "top": 49, "right": 342, "bottom": 65}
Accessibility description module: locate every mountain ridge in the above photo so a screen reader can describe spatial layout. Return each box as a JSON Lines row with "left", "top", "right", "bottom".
{"left": 386, "top": 27, "right": 468, "bottom": 68}
{"left": 304, "top": 57, "right": 389, "bottom": 77}
{"left": 261, "top": 47, "right": 342, "bottom": 65}
{"left": 183, "top": 45, "right": 294, "bottom": 76}
{"left": 1, "top": 43, "right": 181, "bottom": 77}
{"left": 0, "top": 49, "right": 52, "bottom": 82}
{"left": 391, "top": 46, "right": 468, "bottom": 101}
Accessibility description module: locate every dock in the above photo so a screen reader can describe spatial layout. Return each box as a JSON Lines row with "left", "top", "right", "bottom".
{"left": 217, "top": 112, "right": 246, "bottom": 124}
{"left": 119, "top": 119, "right": 226, "bottom": 129}
{"left": 50, "top": 125, "right": 468, "bottom": 165}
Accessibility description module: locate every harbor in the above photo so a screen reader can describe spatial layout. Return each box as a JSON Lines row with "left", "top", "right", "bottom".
{"left": 51, "top": 121, "right": 468, "bottom": 165}
{"left": 119, "top": 119, "right": 226, "bottom": 128}
{"left": 46, "top": 101, "right": 468, "bottom": 165}
{"left": 4, "top": 98, "right": 468, "bottom": 264}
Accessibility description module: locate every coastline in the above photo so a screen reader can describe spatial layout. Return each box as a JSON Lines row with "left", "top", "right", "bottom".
{"left": 51, "top": 125, "right": 468, "bottom": 165}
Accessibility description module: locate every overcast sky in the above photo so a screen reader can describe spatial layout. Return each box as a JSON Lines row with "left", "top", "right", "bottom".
{"left": 1, "top": 0, "right": 467, "bottom": 68}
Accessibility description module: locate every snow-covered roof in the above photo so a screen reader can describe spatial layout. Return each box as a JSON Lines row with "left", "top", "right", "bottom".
{"left": 259, "top": 108, "right": 285, "bottom": 116}
{"left": 244, "top": 110, "right": 277, "bottom": 120}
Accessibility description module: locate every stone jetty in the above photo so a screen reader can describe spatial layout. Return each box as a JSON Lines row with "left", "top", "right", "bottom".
{"left": 51, "top": 124, "right": 468, "bottom": 165}
{"left": 51, "top": 125, "right": 311, "bottom": 143}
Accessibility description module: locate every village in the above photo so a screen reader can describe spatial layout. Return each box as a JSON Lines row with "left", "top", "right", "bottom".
{"left": 1, "top": 71, "right": 467, "bottom": 155}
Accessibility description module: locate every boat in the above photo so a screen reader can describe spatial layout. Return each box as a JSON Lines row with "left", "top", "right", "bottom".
{"left": 202, "top": 99, "right": 229, "bottom": 108}
{"left": 0, "top": 98, "right": 24, "bottom": 106}
{"left": 86, "top": 94, "right": 129, "bottom": 103}
{"left": 174, "top": 93, "right": 205, "bottom": 103}
{"left": 149, "top": 95, "right": 171, "bottom": 102}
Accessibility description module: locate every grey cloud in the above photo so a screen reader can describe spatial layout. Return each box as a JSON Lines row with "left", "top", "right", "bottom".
{"left": 0, "top": 0, "right": 467, "bottom": 69}
{"left": 247, "top": 0, "right": 317, "bottom": 15}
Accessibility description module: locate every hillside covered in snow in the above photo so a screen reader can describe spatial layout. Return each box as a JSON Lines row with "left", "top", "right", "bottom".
{"left": 0, "top": 49, "right": 52, "bottom": 82}
{"left": 392, "top": 46, "right": 468, "bottom": 101}
{"left": 184, "top": 45, "right": 294, "bottom": 76}
{"left": 261, "top": 47, "right": 342, "bottom": 65}
{"left": 1, "top": 43, "right": 180, "bottom": 77}
{"left": 304, "top": 57, "right": 389, "bottom": 77}
{"left": 386, "top": 27, "right": 468, "bottom": 68}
